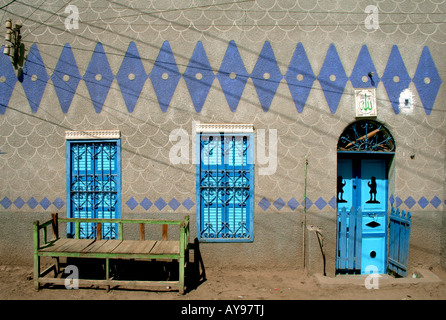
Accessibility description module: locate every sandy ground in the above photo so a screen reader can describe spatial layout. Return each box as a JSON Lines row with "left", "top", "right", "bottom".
{"left": 1, "top": 262, "right": 446, "bottom": 301}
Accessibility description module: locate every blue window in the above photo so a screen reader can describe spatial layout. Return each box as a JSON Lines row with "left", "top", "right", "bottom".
{"left": 197, "top": 132, "right": 254, "bottom": 242}
{"left": 66, "top": 139, "right": 121, "bottom": 239}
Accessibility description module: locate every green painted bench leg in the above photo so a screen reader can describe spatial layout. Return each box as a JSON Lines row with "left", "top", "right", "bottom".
{"left": 105, "top": 258, "right": 110, "bottom": 292}
{"left": 179, "top": 255, "right": 185, "bottom": 294}
{"left": 34, "top": 254, "right": 40, "bottom": 291}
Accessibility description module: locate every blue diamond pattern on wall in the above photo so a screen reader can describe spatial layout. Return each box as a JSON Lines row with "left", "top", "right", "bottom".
{"left": 1, "top": 197, "right": 11, "bottom": 209}
{"left": 413, "top": 46, "right": 442, "bottom": 115}
{"left": 117, "top": 41, "right": 148, "bottom": 113}
{"left": 430, "top": 196, "right": 441, "bottom": 208}
{"left": 318, "top": 44, "right": 348, "bottom": 114}
{"left": 183, "top": 198, "right": 194, "bottom": 210}
{"left": 53, "top": 197, "right": 65, "bottom": 210}
{"left": 404, "top": 196, "right": 416, "bottom": 209}
{"left": 350, "top": 45, "right": 380, "bottom": 88}
{"left": 27, "top": 197, "right": 38, "bottom": 209}
{"left": 328, "top": 196, "right": 337, "bottom": 209}
{"left": 287, "top": 198, "right": 299, "bottom": 211}
{"left": 273, "top": 198, "right": 285, "bottom": 210}
{"left": 285, "top": 42, "right": 315, "bottom": 113}
{"left": 83, "top": 43, "right": 114, "bottom": 113}
{"left": 51, "top": 44, "right": 81, "bottom": 113}
{"left": 20, "top": 43, "right": 49, "bottom": 113}
{"left": 0, "top": 46, "right": 17, "bottom": 114}
{"left": 13, "top": 197, "right": 25, "bottom": 209}
{"left": 154, "top": 198, "right": 167, "bottom": 210}
{"left": 217, "top": 40, "right": 249, "bottom": 112}
{"left": 140, "top": 198, "right": 153, "bottom": 210}
{"left": 251, "top": 41, "right": 283, "bottom": 112}
{"left": 168, "top": 198, "right": 181, "bottom": 211}
{"left": 40, "top": 197, "right": 51, "bottom": 210}
{"left": 418, "top": 196, "right": 429, "bottom": 209}
{"left": 1, "top": 42, "right": 442, "bottom": 116}
{"left": 382, "top": 45, "right": 411, "bottom": 114}
{"left": 126, "top": 197, "right": 138, "bottom": 210}
{"left": 258, "top": 197, "right": 271, "bottom": 211}
{"left": 314, "top": 197, "right": 327, "bottom": 210}
{"left": 184, "top": 41, "right": 215, "bottom": 113}
{"left": 149, "top": 41, "right": 181, "bottom": 112}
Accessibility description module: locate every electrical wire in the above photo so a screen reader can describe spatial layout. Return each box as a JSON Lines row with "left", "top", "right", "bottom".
{"left": 0, "top": 0, "right": 17, "bottom": 10}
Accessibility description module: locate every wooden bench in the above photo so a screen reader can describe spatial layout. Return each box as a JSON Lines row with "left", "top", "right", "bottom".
{"left": 33, "top": 213, "right": 190, "bottom": 294}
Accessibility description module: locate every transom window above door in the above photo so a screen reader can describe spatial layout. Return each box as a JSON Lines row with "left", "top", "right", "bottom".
{"left": 338, "top": 120, "right": 395, "bottom": 153}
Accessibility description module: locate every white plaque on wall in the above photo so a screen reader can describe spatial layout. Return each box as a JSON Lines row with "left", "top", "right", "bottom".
{"left": 355, "top": 89, "right": 377, "bottom": 117}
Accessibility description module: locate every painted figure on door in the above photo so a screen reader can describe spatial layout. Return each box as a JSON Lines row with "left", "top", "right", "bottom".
{"left": 366, "top": 176, "right": 380, "bottom": 203}
{"left": 337, "top": 176, "right": 347, "bottom": 203}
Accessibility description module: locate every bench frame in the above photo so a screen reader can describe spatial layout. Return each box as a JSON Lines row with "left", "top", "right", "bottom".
{"left": 33, "top": 213, "right": 190, "bottom": 294}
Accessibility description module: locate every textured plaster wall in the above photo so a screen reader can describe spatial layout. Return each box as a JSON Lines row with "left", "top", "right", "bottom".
{"left": 0, "top": 0, "right": 444, "bottom": 273}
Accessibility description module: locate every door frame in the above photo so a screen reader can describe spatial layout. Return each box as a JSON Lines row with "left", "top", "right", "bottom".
{"left": 336, "top": 120, "right": 396, "bottom": 275}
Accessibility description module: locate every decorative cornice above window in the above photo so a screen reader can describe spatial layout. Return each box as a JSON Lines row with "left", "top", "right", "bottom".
{"left": 195, "top": 123, "right": 254, "bottom": 133}
{"left": 65, "top": 130, "right": 121, "bottom": 140}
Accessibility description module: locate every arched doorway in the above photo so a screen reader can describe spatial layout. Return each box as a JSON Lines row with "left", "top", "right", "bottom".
{"left": 336, "top": 120, "right": 395, "bottom": 274}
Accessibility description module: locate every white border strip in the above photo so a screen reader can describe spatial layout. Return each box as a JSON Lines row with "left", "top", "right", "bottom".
{"left": 65, "top": 130, "right": 121, "bottom": 140}
{"left": 195, "top": 123, "right": 254, "bottom": 133}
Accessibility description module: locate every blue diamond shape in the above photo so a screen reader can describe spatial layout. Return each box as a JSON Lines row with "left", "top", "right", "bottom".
{"left": 314, "top": 197, "right": 327, "bottom": 210}
{"left": 182, "top": 198, "right": 195, "bottom": 210}
{"left": 328, "top": 196, "right": 337, "bottom": 209}
{"left": 251, "top": 41, "right": 283, "bottom": 112}
{"left": 418, "top": 196, "right": 429, "bottom": 209}
{"left": 382, "top": 45, "right": 411, "bottom": 114}
{"left": 273, "top": 198, "right": 285, "bottom": 210}
{"left": 350, "top": 45, "right": 380, "bottom": 88}
{"left": 287, "top": 198, "right": 299, "bottom": 211}
{"left": 126, "top": 197, "right": 138, "bottom": 210}
{"left": 413, "top": 46, "right": 442, "bottom": 115}
{"left": 0, "top": 197, "right": 11, "bottom": 209}
{"left": 168, "top": 198, "right": 181, "bottom": 211}
{"left": 0, "top": 46, "right": 18, "bottom": 114}
{"left": 389, "top": 194, "right": 395, "bottom": 206}
{"left": 40, "top": 197, "right": 51, "bottom": 210}
{"left": 395, "top": 196, "right": 403, "bottom": 207}
{"left": 430, "top": 196, "right": 441, "bottom": 208}
{"left": 404, "top": 196, "right": 416, "bottom": 209}
{"left": 51, "top": 44, "right": 81, "bottom": 113}
{"left": 53, "top": 197, "right": 65, "bottom": 210}
{"left": 285, "top": 42, "right": 315, "bottom": 113}
{"left": 20, "top": 44, "right": 49, "bottom": 113}
{"left": 318, "top": 44, "right": 348, "bottom": 114}
{"left": 140, "top": 198, "right": 153, "bottom": 210}
{"left": 149, "top": 41, "right": 181, "bottom": 112}
{"left": 27, "top": 197, "right": 38, "bottom": 209}
{"left": 301, "top": 198, "right": 313, "bottom": 209}
{"left": 217, "top": 40, "right": 249, "bottom": 112}
{"left": 83, "top": 43, "right": 114, "bottom": 113}
{"left": 14, "top": 197, "right": 25, "bottom": 209}
{"left": 154, "top": 198, "right": 167, "bottom": 210}
{"left": 258, "top": 197, "right": 271, "bottom": 211}
{"left": 117, "top": 42, "right": 148, "bottom": 113}
{"left": 184, "top": 41, "right": 215, "bottom": 113}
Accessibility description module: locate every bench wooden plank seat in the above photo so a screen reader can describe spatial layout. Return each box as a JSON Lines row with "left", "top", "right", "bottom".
{"left": 33, "top": 213, "right": 190, "bottom": 294}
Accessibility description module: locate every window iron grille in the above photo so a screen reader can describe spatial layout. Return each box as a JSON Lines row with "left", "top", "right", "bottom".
{"left": 68, "top": 140, "right": 120, "bottom": 239}
{"left": 198, "top": 133, "right": 254, "bottom": 241}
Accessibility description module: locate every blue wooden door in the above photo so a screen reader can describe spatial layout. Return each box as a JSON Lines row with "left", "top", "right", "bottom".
{"left": 337, "top": 158, "right": 387, "bottom": 274}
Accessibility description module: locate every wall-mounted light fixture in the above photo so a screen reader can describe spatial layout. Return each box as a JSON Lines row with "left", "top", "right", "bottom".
{"left": 3, "top": 18, "right": 24, "bottom": 70}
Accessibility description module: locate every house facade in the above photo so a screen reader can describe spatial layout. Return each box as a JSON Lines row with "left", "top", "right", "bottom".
{"left": 0, "top": 0, "right": 444, "bottom": 276}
